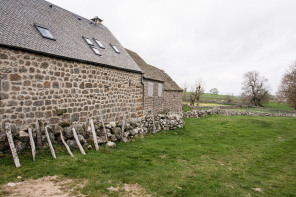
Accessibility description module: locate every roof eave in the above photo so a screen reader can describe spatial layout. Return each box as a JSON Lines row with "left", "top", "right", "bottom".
{"left": 0, "top": 44, "right": 143, "bottom": 74}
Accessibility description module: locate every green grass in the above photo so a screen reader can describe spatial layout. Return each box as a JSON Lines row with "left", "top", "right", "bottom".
{"left": 183, "top": 104, "right": 191, "bottom": 112}
{"left": 1, "top": 116, "right": 296, "bottom": 196}
{"left": 263, "top": 102, "right": 294, "bottom": 112}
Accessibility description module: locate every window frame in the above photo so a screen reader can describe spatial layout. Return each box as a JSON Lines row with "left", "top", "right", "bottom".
{"left": 158, "top": 83, "right": 162, "bottom": 97}
{"left": 148, "top": 83, "right": 153, "bottom": 97}
{"left": 91, "top": 47, "right": 102, "bottom": 56}
{"left": 110, "top": 44, "right": 120, "bottom": 54}
{"left": 94, "top": 39, "right": 105, "bottom": 49}
{"left": 83, "top": 36, "right": 94, "bottom": 45}
{"left": 35, "top": 24, "right": 55, "bottom": 40}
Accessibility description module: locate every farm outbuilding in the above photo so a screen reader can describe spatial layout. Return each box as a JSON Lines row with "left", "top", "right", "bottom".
{"left": 0, "top": 0, "right": 182, "bottom": 131}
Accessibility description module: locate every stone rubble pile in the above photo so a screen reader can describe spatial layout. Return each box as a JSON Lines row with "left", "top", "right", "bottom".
{"left": 183, "top": 107, "right": 296, "bottom": 118}
{"left": 0, "top": 113, "right": 184, "bottom": 153}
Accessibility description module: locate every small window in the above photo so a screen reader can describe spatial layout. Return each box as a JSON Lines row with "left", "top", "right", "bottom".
{"left": 158, "top": 84, "right": 162, "bottom": 97}
{"left": 91, "top": 47, "right": 101, "bottom": 56}
{"left": 94, "top": 39, "right": 105, "bottom": 49}
{"left": 110, "top": 44, "right": 120, "bottom": 53}
{"left": 148, "top": 83, "right": 153, "bottom": 97}
{"left": 83, "top": 37, "right": 93, "bottom": 45}
{"left": 35, "top": 25, "right": 55, "bottom": 40}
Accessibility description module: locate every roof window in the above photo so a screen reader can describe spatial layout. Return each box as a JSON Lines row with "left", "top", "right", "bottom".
{"left": 110, "top": 44, "right": 120, "bottom": 53}
{"left": 35, "top": 25, "right": 55, "bottom": 40}
{"left": 91, "top": 47, "right": 101, "bottom": 56}
{"left": 94, "top": 39, "right": 105, "bottom": 49}
{"left": 83, "top": 37, "right": 93, "bottom": 45}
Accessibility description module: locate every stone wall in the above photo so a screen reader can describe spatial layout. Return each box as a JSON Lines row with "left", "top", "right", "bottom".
{"left": 183, "top": 107, "right": 296, "bottom": 118}
{"left": 0, "top": 113, "right": 184, "bottom": 153}
{"left": 0, "top": 47, "right": 143, "bottom": 130}
{"left": 143, "top": 79, "right": 164, "bottom": 114}
{"left": 163, "top": 91, "right": 183, "bottom": 113}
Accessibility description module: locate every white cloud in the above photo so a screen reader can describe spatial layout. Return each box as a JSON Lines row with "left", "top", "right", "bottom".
{"left": 48, "top": 0, "right": 296, "bottom": 95}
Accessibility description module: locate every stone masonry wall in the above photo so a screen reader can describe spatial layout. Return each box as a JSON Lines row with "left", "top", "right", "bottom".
{"left": 0, "top": 47, "right": 143, "bottom": 130}
{"left": 143, "top": 79, "right": 164, "bottom": 114}
{"left": 163, "top": 91, "right": 183, "bottom": 113}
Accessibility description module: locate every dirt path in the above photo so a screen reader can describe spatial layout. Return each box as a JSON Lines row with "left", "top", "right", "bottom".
{"left": 1, "top": 176, "right": 85, "bottom": 197}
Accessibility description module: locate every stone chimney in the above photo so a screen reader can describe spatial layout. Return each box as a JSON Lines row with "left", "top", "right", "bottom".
{"left": 91, "top": 16, "right": 103, "bottom": 25}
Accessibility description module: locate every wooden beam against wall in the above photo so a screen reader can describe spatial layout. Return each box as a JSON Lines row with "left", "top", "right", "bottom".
{"left": 72, "top": 128, "right": 86, "bottom": 155}
{"left": 45, "top": 126, "right": 56, "bottom": 159}
{"left": 28, "top": 128, "right": 36, "bottom": 161}
{"left": 60, "top": 131, "right": 74, "bottom": 157}
{"left": 5, "top": 123, "right": 21, "bottom": 168}
{"left": 89, "top": 119, "right": 99, "bottom": 151}
{"left": 99, "top": 110, "right": 108, "bottom": 142}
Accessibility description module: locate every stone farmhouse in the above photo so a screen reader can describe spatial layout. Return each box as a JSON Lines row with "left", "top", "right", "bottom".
{"left": 0, "top": 0, "right": 182, "bottom": 129}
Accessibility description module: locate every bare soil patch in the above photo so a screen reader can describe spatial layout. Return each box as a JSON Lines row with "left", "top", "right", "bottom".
{"left": 108, "top": 183, "right": 153, "bottom": 197}
{"left": 1, "top": 176, "right": 86, "bottom": 197}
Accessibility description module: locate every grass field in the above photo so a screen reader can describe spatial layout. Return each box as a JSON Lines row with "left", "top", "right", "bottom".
{"left": 1, "top": 116, "right": 296, "bottom": 196}
{"left": 263, "top": 102, "right": 295, "bottom": 112}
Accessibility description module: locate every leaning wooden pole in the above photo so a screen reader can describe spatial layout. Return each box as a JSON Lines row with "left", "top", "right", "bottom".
{"left": 152, "top": 112, "right": 156, "bottom": 134}
{"left": 89, "top": 119, "right": 99, "bottom": 151}
{"left": 45, "top": 126, "right": 56, "bottom": 159}
{"left": 36, "top": 120, "right": 42, "bottom": 148}
{"left": 5, "top": 123, "right": 21, "bottom": 168}
{"left": 72, "top": 128, "right": 86, "bottom": 155}
{"left": 28, "top": 128, "right": 36, "bottom": 161}
{"left": 60, "top": 131, "right": 74, "bottom": 157}
{"left": 121, "top": 114, "right": 126, "bottom": 140}
{"left": 99, "top": 110, "right": 108, "bottom": 142}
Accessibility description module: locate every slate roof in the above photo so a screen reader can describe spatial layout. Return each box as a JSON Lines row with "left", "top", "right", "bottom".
{"left": 0, "top": 0, "right": 142, "bottom": 73}
{"left": 125, "top": 49, "right": 163, "bottom": 82}
{"left": 125, "top": 49, "right": 182, "bottom": 91}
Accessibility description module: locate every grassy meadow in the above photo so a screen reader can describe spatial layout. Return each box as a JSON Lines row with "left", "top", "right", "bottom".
{"left": 1, "top": 116, "right": 296, "bottom": 196}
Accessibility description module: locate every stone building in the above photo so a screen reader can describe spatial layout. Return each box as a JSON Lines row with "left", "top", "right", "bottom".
{"left": 0, "top": 0, "right": 182, "bottom": 130}
{"left": 126, "top": 49, "right": 183, "bottom": 114}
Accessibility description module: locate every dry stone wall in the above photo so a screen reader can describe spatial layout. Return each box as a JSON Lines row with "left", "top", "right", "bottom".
{"left": 183, "top": 107, "right": 296, "bottom": 118}
{"left": 0, "top": 113, "right": 184, "bottom": 153}
{"left": 0, "top": 47, "right": 143, "bottom": 131}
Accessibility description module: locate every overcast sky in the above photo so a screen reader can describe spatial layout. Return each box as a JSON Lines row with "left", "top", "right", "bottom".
{"left": 48, "top": 0, "right": 296, "bottom": 95}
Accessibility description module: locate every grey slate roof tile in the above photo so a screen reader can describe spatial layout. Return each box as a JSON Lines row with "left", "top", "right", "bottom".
{"left": 0, "top": 0, "right": 142, "bottom": 73}
{"left": 125, "top": 48, "right": 182, "bottom": 91}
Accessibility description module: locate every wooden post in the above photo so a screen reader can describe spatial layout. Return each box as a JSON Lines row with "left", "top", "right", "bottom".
{"left": 36, "top": 120, "right": 42, "bottom": 148}
{"left": 45, "top": 126, "right": 56, "bottom": 159}
{"left": 121, "top": 114, "right": 126, "bottom": 140}
{"left": 60, "top": 131, "right": 74, "bottom": 157}
{"left": 5, "top": 123, "right": 21, "bottom": 168}
{"left": 72, "top": 128, "right": 86, "bottom": 155}
{"left": 99, "top": 110, "right": 108, "bottom": 142}
{"left": 152, "top": 112, "right": 156, "bottom": 134}
{"left": 28, "top": 128, "right": 36, "bottom": 161}
{"left": 89, "top": 119, "right": 99, "bottom": 151}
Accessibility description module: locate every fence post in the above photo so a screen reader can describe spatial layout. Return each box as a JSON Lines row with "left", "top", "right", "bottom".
{"left": 72, "top": 128, "right": 86, "bottom": 155}
{"left": 89, "top": 119, "right": 99, "bottom": 151}
{"left": 45, "top": 126, "right": 56, "bottom": 159}
{"left": 5, "top": 123, "right": 21, "bottom": 168}
{"left": 60, "top": 131, "right": 74, "bottom": 157}
{"left": 28, "top": 128, "right": 36, "bottom": 161}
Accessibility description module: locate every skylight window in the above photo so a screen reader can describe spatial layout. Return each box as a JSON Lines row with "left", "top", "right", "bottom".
{"left": 83, "top": 37, "right": 93, "bottom": 45}
{"left": 35, "top": 25, "right": 55, "bottom": 40}
{"left": 91, "top": 47, "right": 101, "bottom": 56}
{"left": 110, "top": 44, "right": 120, "bottom": 53}
{"left": 94, "top": 39, "right": 105, "bottom": 49}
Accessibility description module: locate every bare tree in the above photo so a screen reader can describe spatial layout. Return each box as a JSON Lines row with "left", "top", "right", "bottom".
{"left": 241, "top": 71, "right": 270, "bottom": 106}
{"left": 209, "top": 88, "right": 219, "bottom": 95}
{"left": 277, "top": 63, "right": 296, "bottom": 112}
{"left": 189, "top": 80, "right": 205, "bottom": 107}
